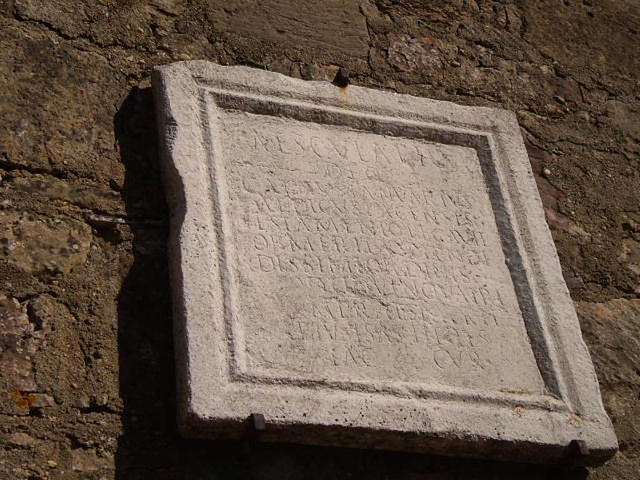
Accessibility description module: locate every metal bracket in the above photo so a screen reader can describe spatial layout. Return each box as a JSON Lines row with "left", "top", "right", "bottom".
{"left": 565, "top": 439, "right": 591, "bottom": 468}
{"left": 239, "top": 412, "right": 266, "bottom": 456}
{"left": 247, "top": 412, "right": 266, "bottom": 439}
{"left": 549, "top": 440, "right": 591, "bottom": 480}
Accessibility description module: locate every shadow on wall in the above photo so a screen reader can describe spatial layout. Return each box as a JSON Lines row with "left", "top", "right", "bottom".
{"left": 112, "top": 86, "right": 584, "bottom": 480}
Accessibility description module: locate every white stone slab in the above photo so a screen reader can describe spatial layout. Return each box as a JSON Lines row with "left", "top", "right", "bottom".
{"left": 152, "top": 61, "right": 617, "bottom": 464}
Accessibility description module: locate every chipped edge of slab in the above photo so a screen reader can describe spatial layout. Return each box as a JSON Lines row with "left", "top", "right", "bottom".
{"left": 152, "top": 60, "right": 618, "bottom": 465}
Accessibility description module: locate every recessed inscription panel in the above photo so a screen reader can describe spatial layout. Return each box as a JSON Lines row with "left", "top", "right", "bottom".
{"left": 218, "top": 109, "right": 543, "bottom": 394}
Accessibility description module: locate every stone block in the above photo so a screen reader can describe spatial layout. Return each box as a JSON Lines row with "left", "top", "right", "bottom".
{"left": 152, "top": 61, "right": 617, "bottom": 464}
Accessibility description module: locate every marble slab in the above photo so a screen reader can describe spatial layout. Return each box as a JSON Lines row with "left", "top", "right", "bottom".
{"left": 152, "top": 61, "right": 617, "bottom": 464}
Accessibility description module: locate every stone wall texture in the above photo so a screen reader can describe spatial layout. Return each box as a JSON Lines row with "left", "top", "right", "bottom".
{"left": 0, "top": 1, "right": 638, "bottom": 479}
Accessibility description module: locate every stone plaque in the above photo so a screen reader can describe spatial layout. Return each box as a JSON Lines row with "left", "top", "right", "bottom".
{"left": 153, "top": 61, "right": 617, "bottom": 464}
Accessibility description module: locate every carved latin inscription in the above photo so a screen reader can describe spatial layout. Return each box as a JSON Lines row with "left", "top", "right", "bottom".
{"left": 218, "top": 109, "right": 544, "bottom": 393}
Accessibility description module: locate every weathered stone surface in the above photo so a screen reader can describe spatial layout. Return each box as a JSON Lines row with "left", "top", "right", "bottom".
{"left": 577, "top": 299, "right": 640, "bottom": 479}
{"left": 153, "top": 61, "right": 617, "bottom": 464}
{"left": 207, "top": 0, "right": 370, "bottom": 57}
{"left": 0, "top": 211, "right": 91, "bottom": 275}
{"left": 71, "top": 448, "right": 112, "bottom": 473}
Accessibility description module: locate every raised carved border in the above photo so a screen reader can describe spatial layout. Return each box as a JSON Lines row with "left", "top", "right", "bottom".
{"left": 198, "top": 85, "right": 566, "bottom": 413}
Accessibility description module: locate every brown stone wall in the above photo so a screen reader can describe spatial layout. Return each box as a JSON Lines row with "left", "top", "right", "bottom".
{"left": 0, "top": 1, "right": 638, "bottom": 478}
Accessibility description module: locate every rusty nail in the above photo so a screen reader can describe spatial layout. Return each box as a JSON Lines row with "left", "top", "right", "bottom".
{"left": 333, "top": 67, "right": 350, "bottom": 88}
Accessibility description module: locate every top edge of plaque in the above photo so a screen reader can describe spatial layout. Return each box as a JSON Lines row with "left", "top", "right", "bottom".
{"left": 153, "top": 60, "right": 520, "bottom": 135}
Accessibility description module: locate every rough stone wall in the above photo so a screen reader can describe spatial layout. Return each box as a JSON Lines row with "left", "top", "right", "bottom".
{"left": 0, "top": 0, "right": 637, "bottom": 478}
